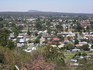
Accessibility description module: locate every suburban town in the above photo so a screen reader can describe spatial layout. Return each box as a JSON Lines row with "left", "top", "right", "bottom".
{"left": 0, "top": 0, "right": 93, "bottom": 70}
{"left": 0, "top": 12, "right": 93, "bottom": 70}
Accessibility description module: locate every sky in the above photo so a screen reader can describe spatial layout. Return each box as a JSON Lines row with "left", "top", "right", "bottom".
{"left": 0, "top": 0, "right": 93, "bottom": 13}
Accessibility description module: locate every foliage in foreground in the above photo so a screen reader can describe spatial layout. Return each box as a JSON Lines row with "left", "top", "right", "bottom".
{"left": 37, "top": 45, "right": 69, "bottom": 70}
{"left": 0, "top": 46, "right": 32, "bottom": 70}
{"left": 21, "top": 45, "right": 70, "bottom": 70}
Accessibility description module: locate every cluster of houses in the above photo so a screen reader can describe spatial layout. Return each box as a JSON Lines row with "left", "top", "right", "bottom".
{"left": 2, "top": 15, "right": 92, "bottom": 52}
{"left": 9, "top": 29, "right": 93, "bottom": 52}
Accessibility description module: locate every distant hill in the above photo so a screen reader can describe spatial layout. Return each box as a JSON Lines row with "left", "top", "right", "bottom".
{"left": 28, "top": 10, "right": 41, "bottom": 12}
{"left": 0, "top": 10, "right": 93, "bottom": 17}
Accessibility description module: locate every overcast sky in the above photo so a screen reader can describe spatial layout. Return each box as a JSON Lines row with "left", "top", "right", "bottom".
{"left": 0, "top": 0, "right": 93, "bottom": 13}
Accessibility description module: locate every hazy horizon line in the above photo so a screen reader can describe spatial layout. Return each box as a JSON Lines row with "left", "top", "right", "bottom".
{"left": 0, "top": 10, "right": 93, "bottom": 14}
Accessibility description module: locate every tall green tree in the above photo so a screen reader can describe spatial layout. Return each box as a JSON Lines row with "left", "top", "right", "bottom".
{"left": 74, "top": 38, "right": 79, "bottom": 45}
{"left": 11, "top": 23, "right": 19, "bottom": 37}
{"left": 0, "top": 29, "right": 10, "bottom": 47}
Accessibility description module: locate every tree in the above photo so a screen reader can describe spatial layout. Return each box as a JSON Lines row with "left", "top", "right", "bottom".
{"left": 43, "top": 45, "right": 65, "bottom": 65}
{"left": 34, "top": 38, "right": 40, "bottom": 44}
{"left": 27, "top": 29, "right": 31, "bottom": 35}
{"left": 81, "top": 44, "right": 89, "bottom": 51}
{"left": 0, "top": 29, "right": 15, "bottom": 49}
{"left": 35, "top": 21, "right": 43, "bottom": 30}
{"left": 17, "top": 25, "right": 24, "bottom": 31}
{"left": 58, "top": 35, "right": 64, "bottom": 41}
{"left": 74, "top": 38, "right": 79, "bottom": 45}
{"left": 0, "top": 17, "right": 3, "bottom": 21}
{"left": 90, "top": 21, "right": 93, "bottom": 30}
{"left": 0, "top": 23, "right": 4, "bottom": 28}
{"left": 11, "top": 23, "right": 19, "bottom": 37}
{"left": 7, "top": 40, "right": 16, "bottom": 50}
{"left": 76, "top": 23, "right": 83, "bottom": 32}
{"left": 13, "top": 28, "right": 19, "bottom": 37}
{"left": 0, "top": 46, "right": 4, "bottom": 63}
{"left": 56, "top": 25, "right": 63, "bottom": 30}
{"left": 91, "top": 45, "right": 93, "bottom": 49}
{"left": 65, "top": 42, "right": 74, "bottom": 50}
{"left": 0, "top": 29, "right": 10, "bottom": 47}
{"left": 42, "top": 45, "right": 68, "bottom": 70}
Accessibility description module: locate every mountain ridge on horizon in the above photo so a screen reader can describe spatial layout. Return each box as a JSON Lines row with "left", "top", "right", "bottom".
{"left": 0, "top": 10, "right": 93, "bottom": 14}
{"left": 28, "top": 10, "right": 93, "bottom": 14}
{"left": 0, "top": 10, "right": 93, "bottom": 16}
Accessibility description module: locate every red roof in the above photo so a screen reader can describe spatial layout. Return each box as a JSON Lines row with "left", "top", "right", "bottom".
{"left": 47, "top": 41, "right": 52, "bottom": 44}
{"left": 53, "top": 37, "right": 59, "bottom": 41}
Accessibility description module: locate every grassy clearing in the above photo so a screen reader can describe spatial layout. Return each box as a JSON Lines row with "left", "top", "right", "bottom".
{"left": 64, "top": 52, "right": 76, "bottom": 62}
{"left": 64, "top": 51, "right": 93, "bottom": 62}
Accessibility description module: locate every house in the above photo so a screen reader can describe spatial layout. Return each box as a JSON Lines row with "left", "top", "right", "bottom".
{"left": 58, "top": 44, "right": 64, "bottom": 48}
{"left": 72, "top": 48, "right": 81, "bottom": 52}
{"left": 17, "top": 35, "right": 25, "bottom": 47}
{"left": 40, "top": 37, "right": 45, "bottom": 45}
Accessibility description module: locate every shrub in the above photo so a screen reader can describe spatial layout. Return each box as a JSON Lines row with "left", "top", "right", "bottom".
{"left": 7, "top": 40, "right": 16, "bottom": 50}
{"left": 0, "top": 46, "right": 32, "bottom": 70}
{"left": 82, "top": 52, "right": 87, "bottom": 56}
{"left": 74, "top": 38, "right": 79, "bottom": 45}
{"left": 43, "top": 45, "right": 65, "bottom": 65}
{"left": 28, "top": 40, "right": 32, "bottom": 43}
{"left": 91, "top": 44, "right": 93, "bottom": 49}
{"left": 65, "top": 42, "right": 74, "bottom": 50}
{"left": 34, "top": 38, "right": 40, "bottom": 43}
{"left": 81, "top": 44, "right": 89, "bottom": 51}
{"left": 0, "top": 53, "right": 4, "bottom": 63}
